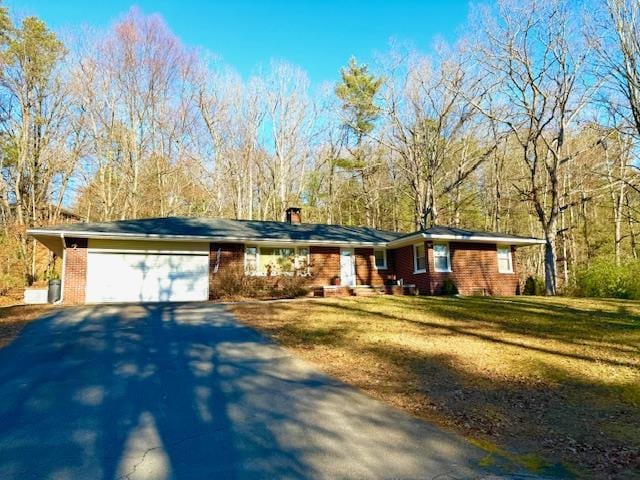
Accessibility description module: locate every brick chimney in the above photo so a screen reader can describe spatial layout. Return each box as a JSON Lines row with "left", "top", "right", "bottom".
{"left": 285, "top": 207, "right": 302, "bottom": 224}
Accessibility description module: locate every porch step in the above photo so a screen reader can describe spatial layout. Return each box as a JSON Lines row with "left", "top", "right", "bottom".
{"left": 313, "top": 285, "right": 384, "bottom": 298}
{"left": 351, "top": 286, "right": 382, "bottom": 297}
{"left": 313, "top": 286, "right": 352, "bottom": 297}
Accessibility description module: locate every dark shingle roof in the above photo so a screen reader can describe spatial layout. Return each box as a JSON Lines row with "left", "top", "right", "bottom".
{"left": 29, "top": 217, "right": 545, "bottom": 246}
{"left": 31, "top": 216, "right": 404, "bottom": 244}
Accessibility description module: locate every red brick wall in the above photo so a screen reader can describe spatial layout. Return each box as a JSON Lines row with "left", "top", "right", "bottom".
{"left": 208, "top": 244, "right": 384, "bottom": 290}
{"left": 309, "top": 246, "right": 340, "bottom": 285}
{"left": 390, "top": 243, "right": 430, "bottom": 293}
{"left": 60, "top": 238, "right": 520, "bottom": 304}
{"left": 63, "top": 237, "right": 88, "bottom": 304}
{"left": 426, "top": 242, "right": 519, "bottom": 295}
{"left": 354, "top": 248, "right": 392, "bottom": 286}
{"left": 389, "top": 241, "right": 519, "bottom": 296}
{"left": 209, "top": 243, "right": 245, "bottom": 299}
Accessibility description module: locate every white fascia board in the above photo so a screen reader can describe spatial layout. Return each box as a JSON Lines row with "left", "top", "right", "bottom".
{"left": 27, "top": 229, "right": 389, "bottom": 248}
{"left": 386, "top": 232, "right": 545, "bottom": 248}
{"left": 386, "top": 233, "right": 427, "bottom": 248}
{"left": 28, "top": 227, "right": 544, "bottom": 249}
{"left": 423, "top": 234, "right": 546, "bottom": 246}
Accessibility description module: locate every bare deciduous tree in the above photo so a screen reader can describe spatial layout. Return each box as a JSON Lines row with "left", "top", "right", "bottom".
{"left": 470, "top": 0, "right": 596, "bottom": 294}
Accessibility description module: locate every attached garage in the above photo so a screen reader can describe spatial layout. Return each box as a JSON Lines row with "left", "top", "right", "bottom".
{"left": 84, "top": 240, "right": 209, "bottom": 303}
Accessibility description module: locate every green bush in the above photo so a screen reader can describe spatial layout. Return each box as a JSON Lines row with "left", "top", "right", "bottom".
{"left": 573, "top": 258, "right": 640, "bottom": 299}
{"left": 440, "top": 277, "right": 458, "bottom": 295}
{"left": 523, "top": 276, "right": 545, "bottom": 296}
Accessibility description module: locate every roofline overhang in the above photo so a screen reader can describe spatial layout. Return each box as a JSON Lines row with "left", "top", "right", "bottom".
{"left": 386, "top": 232, "right": 546, "bottom": 248}
{"left": 28, "top": 228, "right": 546, "bottom": 251}
{"left": 27, "top": 229, "right": 391, "bottom": 248}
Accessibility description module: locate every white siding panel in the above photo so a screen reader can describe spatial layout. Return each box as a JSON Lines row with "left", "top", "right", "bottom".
{"left": 88, "top": 239, "right": 208, "bottom": 254}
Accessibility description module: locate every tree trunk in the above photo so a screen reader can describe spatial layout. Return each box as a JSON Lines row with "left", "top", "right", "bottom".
{"left": 543, "top": 228, "right": 557, "bottom": 295}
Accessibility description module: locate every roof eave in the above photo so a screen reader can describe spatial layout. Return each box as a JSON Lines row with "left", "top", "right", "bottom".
{"left": 386, "top": 232, "right": 546, "bottom": 248}
{"left": 423, "top": 233, "right": 546, "bottom": 246}
{"left": 27, "top": 229, "right": 391, "bottom": 248}
{"left": 28, "top": 228, "right": 545, "bottom": 250}
{"left": 385, "top": 232, "right": 426, "bottom": 248}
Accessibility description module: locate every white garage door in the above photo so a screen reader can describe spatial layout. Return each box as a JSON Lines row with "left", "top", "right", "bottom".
{"left": 85, "top": 241, "right": 209, "bottom": 303}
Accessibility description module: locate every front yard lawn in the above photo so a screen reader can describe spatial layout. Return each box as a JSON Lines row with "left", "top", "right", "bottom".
{"left": 231, "top": 296, "right": 640, "bottom": 479}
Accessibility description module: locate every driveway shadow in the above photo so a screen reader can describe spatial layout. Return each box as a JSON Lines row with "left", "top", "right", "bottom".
{"left": 0, "top": 302, "right": 531, "bottom": 479}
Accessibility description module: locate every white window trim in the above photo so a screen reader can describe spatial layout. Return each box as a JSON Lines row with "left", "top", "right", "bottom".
{"left": 373, "top": 249, "right": 387, "bottom": 270}
{"left": 497, "top": 244, "right": 514, "bottom": 274}
{"left": 433, "top": 242, "right": 452, "bottom": 273}
{"left": 413, "top": 243, "right": 426, "bottom": 274}
{"left": 245, "top": 245, "right": 311, "bottom": 276}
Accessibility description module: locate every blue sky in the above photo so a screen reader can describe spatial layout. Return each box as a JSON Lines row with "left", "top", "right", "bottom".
{"left": 6, "top": 0, "right": 473, "bottom": 85}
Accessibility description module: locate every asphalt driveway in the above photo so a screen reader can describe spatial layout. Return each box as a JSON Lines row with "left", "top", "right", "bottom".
{"left": 0, "top": 303, "right": 540, "bottom": 479}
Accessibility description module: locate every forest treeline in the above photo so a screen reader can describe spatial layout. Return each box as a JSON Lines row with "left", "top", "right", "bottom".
{"left": 1, "top": 0, "right": 640, "bottom": 295}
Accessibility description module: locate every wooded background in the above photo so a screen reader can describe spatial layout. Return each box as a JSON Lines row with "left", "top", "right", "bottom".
{"left": 2, "top": 0, "right": 640, "bottom": 296}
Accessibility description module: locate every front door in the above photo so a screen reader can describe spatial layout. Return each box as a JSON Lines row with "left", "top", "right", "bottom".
{"left": 340, "top": 248, "right": 356, "bottom": 287}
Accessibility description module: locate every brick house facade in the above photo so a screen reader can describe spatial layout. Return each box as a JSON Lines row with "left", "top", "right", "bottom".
{"left": 32, "top": 211, "right": 543, "bottom": 304}
{"left": 426, "top": 242, "right": 519, "bottom": 296}
{"left": 57, "top": 240, "right": 523, "bottom": 304}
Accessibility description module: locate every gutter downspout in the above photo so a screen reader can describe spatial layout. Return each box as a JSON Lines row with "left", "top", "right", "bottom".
{"left": 56, "top": 233, "right": 65, "bottom": 305}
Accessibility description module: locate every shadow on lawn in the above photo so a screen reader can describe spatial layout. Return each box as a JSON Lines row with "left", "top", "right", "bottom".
{"left": 425, "top": 296, "right": 640, "bottom": 338}
{"left": 0, "top": 302, "right": 499, "bottom": 479}
{"left": 361, "top": 342, "right": 640, "bottom": 478}
{"left": 328, "top": 297, "right": 640, "bottom": 369}
{"left": 422, "top": 296, "right": 640, "bottom": 359}
{"left": 240, "top": 297, "right": 640, "bottom": 479}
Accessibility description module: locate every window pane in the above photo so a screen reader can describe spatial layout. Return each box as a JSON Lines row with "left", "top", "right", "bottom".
{"left": 295, "top": 247, "right": 310, "bottom": 274}
{"left": 497, "top": 246, "right": 512, "bottom": 272}
{"left": 435, "top": 256, "right": 448, "bottom": 271}
{"left": 374, "top": 250, "right": 386, "bottom": 268}
{"left": 498, "top": 257, "right": 511, "bottom": 272}
{"left": 434, "top": 244, "right": 448, "bottom": 257}
{"left": 415, "top": 244, "right": 426, "bottom": 270}
{"left": 433, "top": 243, "right": 449, "bottom": 271}
{"left": 245, "top": 247, "right": 257, "bottom": 275}
{"left": 259, "top": 247, "right": 295, "bottom": 275}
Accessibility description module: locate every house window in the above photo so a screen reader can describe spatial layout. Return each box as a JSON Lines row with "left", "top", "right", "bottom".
{"left": 413, "top": 243, "right": 426, "bottom": 273}
{"left": 374, "top": 249, "right": 387, "bottom": 269}
{"left": 295, "top": 247, "right": 310, "bottom": 274}
{"left": 245, "top": 246, "right": 310, "bottom": 276}
{"left": 433, "top": 243, "right": 451, "bottom": 272}
{"left": 259, "top": 247, "right": 296, "bottom": 275}
{"left": 245, "top": 246, "right": 258, "bottom": 275}
{"left": 497, "top": 245, "right": 513, "bottom": 273}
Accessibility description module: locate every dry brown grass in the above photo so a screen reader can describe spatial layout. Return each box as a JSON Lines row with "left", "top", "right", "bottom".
{"left": 0, "top": 304, "right": 55, "bottom": 348}
{"left": 231, "top": 295, "right": 640, "bottom": 479}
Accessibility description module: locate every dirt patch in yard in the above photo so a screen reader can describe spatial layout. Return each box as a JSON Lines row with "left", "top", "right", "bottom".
{"left": 231, "top": 296, "right": 640, "bottom": 479}
{"left": 0, "top": 304, "right": 55, "bottom": 348}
